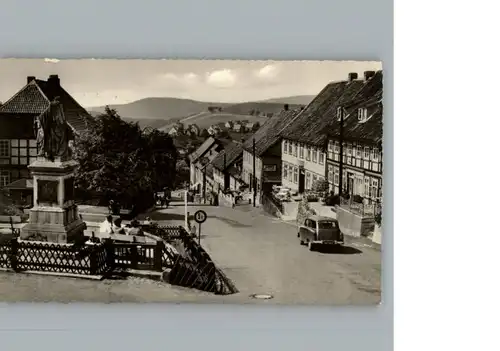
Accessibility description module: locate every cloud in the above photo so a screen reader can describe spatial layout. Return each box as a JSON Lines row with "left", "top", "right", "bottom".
{"left": 206, "top": 69, "right": 236, "bottom": 88}
{"left": 44, "top": 58, "right": 60, "bottom": 64}
{"left": 255, "top": 64, "right": 280, "bottom": 80}
{"left": 159, "top": 72, "right": 199, "bottom": 86}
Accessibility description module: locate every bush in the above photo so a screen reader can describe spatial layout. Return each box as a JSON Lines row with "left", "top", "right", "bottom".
{"left": 311, "top": 179, "right": 329, "bottom": 195}
{"left": 324, "top": 194, "right": 340, "bottom": 206}
{"left": 352, "top": 195, "right": 364, "bottom": 203}
{"left": 374, "top": 211, "right": 382, "bottom": 226}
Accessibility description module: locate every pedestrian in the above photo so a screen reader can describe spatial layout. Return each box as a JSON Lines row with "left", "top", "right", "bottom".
{"left": 165, "top": 198, "right": 170, "bottom": 209}
{"left": 231, "top": 193, "right": 236, "bottom": 209}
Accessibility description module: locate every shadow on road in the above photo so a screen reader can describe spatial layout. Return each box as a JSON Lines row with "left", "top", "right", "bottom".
{"left": 315, "top": 245, "right": 363, "bottom": 255}
{"left": 212, "top": 216, "right": 252, "bottom": 228}
{"left": 145, "top": 212, "right": 191, "bottom": 222}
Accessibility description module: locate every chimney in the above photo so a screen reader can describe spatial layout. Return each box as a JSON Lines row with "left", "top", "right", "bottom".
{"left": 284, "top": 104, "right": 289, "bottom": 111}
{"left": 348, "top": 72, "right": 358, "bottom": 82}
{"left": 27, "top": 76, "right": 36, "bottom": 84}
{"left": 364, "top": 71, "right": 375, "bottom": 81}
{"left": 48, "top": 74, "right": 60, "bottom": 88}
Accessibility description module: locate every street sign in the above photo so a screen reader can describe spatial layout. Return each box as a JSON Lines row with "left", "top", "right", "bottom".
{"left": 194, "top": 210, "right": 207, "bottom": 224}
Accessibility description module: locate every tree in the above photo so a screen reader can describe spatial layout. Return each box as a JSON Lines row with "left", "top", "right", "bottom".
{"left": 72, "top": 106, "right": 177, "bottom": 211}
{"left": 175, "top": 159, "right": 190, "bottom": 188}
{"left": 252, "top": 122, "right": 261, "bottom": 131}
{"left": 311, "top": 178, "right": 329, "bottom": 197}
{"left": 200, "top": 129, "right": 209, "bottom": 138}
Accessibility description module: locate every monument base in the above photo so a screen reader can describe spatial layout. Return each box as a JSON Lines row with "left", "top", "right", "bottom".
{"left": 20, "top": 205, "right": 87, "bottom": 243}
{"left": 20, "top": 157, "right": 86, "bottom": 244}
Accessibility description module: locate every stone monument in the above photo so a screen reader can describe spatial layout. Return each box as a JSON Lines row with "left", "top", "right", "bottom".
{"left": 20, "top": 97, "right": 86, "bottom": 243}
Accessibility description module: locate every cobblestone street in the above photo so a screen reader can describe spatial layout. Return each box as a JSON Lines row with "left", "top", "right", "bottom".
{"left": 149, "top": 201, "right": 382, "bottom": 305}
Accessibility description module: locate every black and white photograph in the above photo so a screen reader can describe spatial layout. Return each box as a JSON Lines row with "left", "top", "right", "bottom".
{"left": 0, "top": 59, "right": 383, "bottom": 305}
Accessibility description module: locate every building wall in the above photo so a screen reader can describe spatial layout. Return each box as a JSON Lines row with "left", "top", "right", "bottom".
{"left": 213, "top": 168, "right": 224, "bottom": 190}
{"left": 281, "top": 138, "right": 327, "bottom": 192}
{"left": 326, "top": 139, "right": 382, "bottom": 201}
{"left": 0, "top": 138, "right": 38, "bottom": 187}
{"left": 242, "top": 150, "right": 262, "bottom": 190}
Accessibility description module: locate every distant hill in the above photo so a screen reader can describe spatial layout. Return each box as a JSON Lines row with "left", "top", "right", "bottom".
{"left": 86, "top": 95, "right": 308, "bottom": 128}
{"left": 258, "top": 95, "right": 315, "bottom": 105}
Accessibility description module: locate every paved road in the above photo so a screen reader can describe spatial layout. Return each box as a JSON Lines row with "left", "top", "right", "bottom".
{"left": 149, "top": 202, "right": 382, "bottom": 305}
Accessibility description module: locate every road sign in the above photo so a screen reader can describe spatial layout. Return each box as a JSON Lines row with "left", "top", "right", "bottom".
{"left": 194, "top": 210, "right": 207, "bottom": 224}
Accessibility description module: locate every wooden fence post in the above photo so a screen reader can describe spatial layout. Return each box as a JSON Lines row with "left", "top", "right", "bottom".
{"left": 89, "top": 248, "right": 97, "bottom": 275}
{"left": 130, "top": 246, "right": 138, "bottom": 269}
{"left": 104, "top": 239, "right": 115, "bottom": 270}
{"left": 9, "top": 238, "right": 18, "bottom": 272}
{"left": 154, "top": 241, "right": 163, "bottom": 271}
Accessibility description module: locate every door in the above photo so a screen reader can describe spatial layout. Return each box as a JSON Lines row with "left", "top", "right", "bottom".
{"left": 298, "top": 167, "right": 305, "bottom": 193}
{"left": 348, "top": 176, "right": 354, "bottom": 195}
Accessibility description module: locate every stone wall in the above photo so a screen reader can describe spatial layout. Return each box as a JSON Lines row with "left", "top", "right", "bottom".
{"left": 336, "top": 206, "right": 375, "bottom": 237}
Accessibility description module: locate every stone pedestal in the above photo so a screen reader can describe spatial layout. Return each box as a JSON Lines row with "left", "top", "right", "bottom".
{"left": 20, "top": 157, "right": 86, "bottom": 243}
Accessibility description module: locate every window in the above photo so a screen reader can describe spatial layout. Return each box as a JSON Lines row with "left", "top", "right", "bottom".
{"left": 312, "top": 149, "right": 317, "bottom": 163}
{"left": 334, "top": 168, "right": 339, "bottom": 185}
{"left": 364, "top": 177, "right": 370, "bottom": 197}
{"left": 0, "top": 140, "right": 10, "bottom": 157}
{"left": 293, "top": 143, "right": 297, "bottom": 157}
{"left": 283, "top": 141, "right": 288, "bottom": 154}
{"left": 299, "top": 145, "right": 304, "bottom": 159}
{"left": 347, "top": 146, "right": 352, "bottom": 156}
{"left": 0, "top": 170, "right": 10, "bottom": 187}
{"left": 288, "top": 142, "right": 292, "bottom": 154}
{"left": 372, "top": 148, "right": 379, "bottom": 161}
{"left": 305, "top": 172, "right": 311, "bottom": 189}
{"left": 10, "top": 139, "right": 37, "bottom": 168}
{"left": 364, "top": 147, "right": 370, "bottom": 159}
{"left": 306, "top": 147, "right": 311, "bottom": 161}
{"left": 356, "top": 145, "right": 362, "bottom": 158}
{"left": 358, "top": 108, "right": 368, "bottom": 121}
{"left": 328, "top": 167, "right": 334, "bottom": 182}
{"left": 371, "top": 178, "right": 379, "bottom": 198}
{"left": 334, "top": 141, "right": 340, "bottom": 153}
{"left": 283, "top": 163, "right": 288, "bottom": 179}
{"left": 288, "top": 165, "right": 293, "bottom": 182}
{"left": 319, "top": 152, "right": 325, "bottom": 164}
{"left": 328, "top": 141, "right": 333, "bottom": 151}
{"left": 293, "top": 167, "right": 298, "bottom": 184}
{"left": 312, "top": 174, "right": 318, "bottom": 183}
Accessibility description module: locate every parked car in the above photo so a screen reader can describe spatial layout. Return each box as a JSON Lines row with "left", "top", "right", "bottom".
{"left": 297, "top": 215, "right": 344, "bottom": 251}
{"left": 275, "top": 189, "right": 292, "bottom": 201}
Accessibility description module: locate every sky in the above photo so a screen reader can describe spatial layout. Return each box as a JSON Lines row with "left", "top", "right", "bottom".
{"left": 0, "top": 59, "right": 382, "bottom": 107}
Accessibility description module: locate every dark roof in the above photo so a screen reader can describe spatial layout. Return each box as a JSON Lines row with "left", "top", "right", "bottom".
{"left": 242, "top": 109, "right": 299, "bottom": 156}
{"left": 4, "top": 178, "right": 33, "bottom": 190}
{"left": 188, "top": 137, "right": 217, "bottom": 163}
{"left": 324, "top": 72, "right": 383, "bottom": 145}
{"left": 211, "top": 142, "right": 243, "bottom": 171}
{"left": 0, "top": 77, "right": 92, "bottom": 133}
{"left": 279, "top": 70, "right": 383, "bottom": 147}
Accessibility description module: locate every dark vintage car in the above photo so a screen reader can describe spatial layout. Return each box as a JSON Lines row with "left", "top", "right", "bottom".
{"left": 297, "top": 215, "right": 344, "bottom": 251}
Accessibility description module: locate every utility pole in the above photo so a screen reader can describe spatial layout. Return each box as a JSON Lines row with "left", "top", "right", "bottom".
{"left": 203, "top": 166, "right": 207, "bottom": 204}
{"left": 223, "top": 152, "right": 227, "bottom": 190}
{"left": 338, "top": 106, "right": 345, "bottom": 197}
{"left": 252, "top": 138, "right": 256, "bottom": 207}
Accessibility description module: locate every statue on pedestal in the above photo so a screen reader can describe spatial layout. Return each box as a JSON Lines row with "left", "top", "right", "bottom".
{"left": 34, "top": 97, "right": 73, "bottom": 161}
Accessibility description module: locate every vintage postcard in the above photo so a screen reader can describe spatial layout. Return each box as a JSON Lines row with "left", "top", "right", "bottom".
{"left": 0, "top": 59, "right": 383, "bottom": 304}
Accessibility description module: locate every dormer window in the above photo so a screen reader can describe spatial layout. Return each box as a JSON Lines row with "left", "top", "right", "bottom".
{"left": 337, "top": 107, "right": 343, "bottom": 121}
{"left": 358, "top": 108, "right": 368, "bottom": 122}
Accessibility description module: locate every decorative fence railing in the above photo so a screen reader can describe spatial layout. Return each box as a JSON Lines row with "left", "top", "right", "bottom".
{"left": 0, "top": 239, "right": 109, "bottom": 275}
{"left": 339, "top": 198, "right": 382, "bottom": 217}
{"left": 0, "top": 225, "right": 237, "bottom": 295}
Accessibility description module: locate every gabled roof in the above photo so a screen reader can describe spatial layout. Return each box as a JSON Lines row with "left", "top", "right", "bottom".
{"left": 211, "top": 142, "right": 243, "bottom": 172}
{"left": 0, "top": 77, "right": 92, "bottom": 133}
{"left": 324, "top": 72, "right": 384, "bottom": 145}
{"left": 279, "top": 70, "right": 383, "bottom": 147}
{"left": 242, "top": 108, "right": 298, "bottom": 157}
{"left": 188, "top": 137, "right": 217, "bottom": 163}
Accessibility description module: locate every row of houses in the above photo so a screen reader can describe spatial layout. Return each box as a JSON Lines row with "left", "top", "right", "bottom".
{"left": 188, "top": 70, "right": 383, "bottom": 205}
{"left": 168, "top": 120, "right": 259, "bottom": 138}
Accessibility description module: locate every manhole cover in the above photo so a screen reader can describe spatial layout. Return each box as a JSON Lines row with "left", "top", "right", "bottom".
{"left": 250, "top": 293, "right": 274, "bottom": 300}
